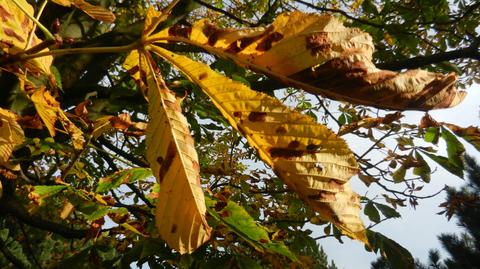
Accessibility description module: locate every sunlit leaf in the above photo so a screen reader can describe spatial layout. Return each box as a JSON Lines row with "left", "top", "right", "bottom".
{"left": 0, "top": 108, "right": 24, "bottom": 164}
{"left": 50, "top": 0, "right": 115, "bottom": 22}
{"left": 149, "top": 45, "right": 367, "bottom": 244}
{"left": 151, "top": 11, "right": 465, "bottom": 110}
{"left": 205, "top": 196, "right": 297, "bottom": 261}
{"left": 123, "top": 47, "right": 211, "bottom": 253}
{"left": 30, "top": 88, "right": 85, "bottom": 149}
{"left": 0, "top": 0, "right": 52, "bottom": 74}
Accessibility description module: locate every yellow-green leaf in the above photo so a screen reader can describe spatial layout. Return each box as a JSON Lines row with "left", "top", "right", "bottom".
{"left": 50, "top": 0, "right": 115, "bottom": 22}
{"left": 0, "top": 108, "right": 24, "bottom": 164}
{"left": 123, "top": 48, "right": 211, "bottom": 254}
{"left": 0, "top": 0, "right": 52, "bottom": 75}
{"left": 151, "top": 11, "right": 465, "bottom": 111}
{"left": 150, "top": 45, "right": 367, "bottom": 244}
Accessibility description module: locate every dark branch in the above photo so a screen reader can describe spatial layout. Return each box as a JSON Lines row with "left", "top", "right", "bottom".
{"left": 378, "top": 45, "right": 480, "bottom": 71}
{"left": 0, "top": 196, "right": 88, "bottom": 239}
{"left": 193, "top": 0, "right": 254, "bottom": 26}
{"left": 94, "top": 137, "right": 148, "bottom": 167}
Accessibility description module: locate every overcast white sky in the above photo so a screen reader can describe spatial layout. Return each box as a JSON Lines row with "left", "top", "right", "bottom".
{"left": 317, "top": 84, "right": 480, "bottom": 269}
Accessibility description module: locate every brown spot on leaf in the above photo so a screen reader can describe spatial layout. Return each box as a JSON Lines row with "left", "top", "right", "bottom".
{"left": 157, "top": 156, "right": 164, "bottom": 165}
{"left": 158, "top": 142, "right": 177, "bottom": 183}
{"left": 198, "top": 72, "right": 208, "bottom": 80}
{"left": 192, "top": 160, "right": 200, "bottom": 173}
{"left": 170, "top": 224, "right": 177, "bottom": 233}
{"left": 306, "top": 144, "right": 321, "bottom": 152}
{"left": 127, "top": 65, "right": 139, "bottom": 75}
{"left": 248, "top": 112, "right": 267, "bottom": 122}
{"left": 306, "top": 32, "right": 331, "bottom": 55}
{"left": 4, "top": 28, "right": 25, "bottom": 42}
{"left": 308, "top": 191, "right": 336, "bottom": 201}
{"left": 164, "top": 100, "right": 182, "bottom": 112}
{"left": 233, "top": 111, "right": 242, "bottom": 118}
{"left": 256, "top": 32, "right": 283, "bottom": 51}
{"left": 288, "top": 140, "right": 300, "bottom": 148}
{"left": 214, "top": 201, "right": 227, "bottom": 211}
{"left": 275, "top": 126, "right": 287, "bottom": 134}
{"left": 168, "top": 24, "right": 192, "bottom": 38}
{"left": 0, "top": 6, "right": 12, "bottom": 22}
{"left": 220, "top": 210, "right": 230, "bottom": 218}
{"left": 237, "top": 125, "right": 247, "bottom": 137}
{"left": 202, "top": 23, "right": 222, "bottom": 46}
{"left": 327, "top": 180, "right": 344, "bottom": 191}
{"left": 269, "top": 147, "right": 305, "bottom": 158}
{"left": 259, "top": 239, "right": 269, "bottom": 243}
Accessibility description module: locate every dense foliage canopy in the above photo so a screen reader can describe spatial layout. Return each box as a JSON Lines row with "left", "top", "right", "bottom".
{"left": 0, "top": 0, "right": 479, "bottom": 268}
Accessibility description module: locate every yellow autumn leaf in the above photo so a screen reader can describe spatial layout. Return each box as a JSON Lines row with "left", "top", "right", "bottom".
{"left": 30, "top": 88, "right": 84, "bottom": 150}
{"left": 0, "top": 108, "right": 24, "bottom": 164}
{"left": 150, "top": 11, "right": 465, "bottom": 111}
{"left": 150, "top": 45, "right": 367, "bottom": 243}
{"left": 0, "top": 0, "right": 52, "bottom": 75}
{"left": 50, "top": 0, "right": 115, "bottom": 22}
{"left": 123, "top": 49, "right": 211, "bottom": 253}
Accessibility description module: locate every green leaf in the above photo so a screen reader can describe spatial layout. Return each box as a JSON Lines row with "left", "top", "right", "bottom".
{"left": 33, "top": 185, "right": 67, "bottom": 197}
{"left": 374, "top": 203, "right": 401, "bottom": 219}
{"left": 441, "top": 127, "right": 465, "bottom": 170}
{"left": 367, "top": 230, "right": 414, "bottom": 269}
{"left": 424, "top": 127, "right": 440, "bottom": 144}
{"left": 96, "top": 168, "right": 152, "bottom": 194}
{"left": 205, "top": 196, "right": 298, "bottom": 262}
{"left": 364, "top": 201, "right": 381, "bottom": 223}
{"left": 421, "top": 151, "right": 463, "bottom": 178}
{"left": 392, "top": 166, "right": 406, "bottom": 183}
{"left": 413, "top": 152, "right": 431, "bottom": 183}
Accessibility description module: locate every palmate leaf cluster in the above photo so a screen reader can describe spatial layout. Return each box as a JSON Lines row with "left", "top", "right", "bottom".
{"left": 0, "top": 0, "right": 479, "bottom": 268}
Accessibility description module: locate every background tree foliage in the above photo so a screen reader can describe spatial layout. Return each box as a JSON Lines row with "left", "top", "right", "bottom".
{"left": 0, "top": 0, "right": 479, "bottom": 268}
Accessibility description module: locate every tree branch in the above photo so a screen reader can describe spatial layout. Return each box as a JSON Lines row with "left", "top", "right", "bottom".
{"left": 95, "top": 137, "right": 148, "bottom": 167}
{"left": 0, "top": 196, "right": 88, "bottom": 239}
{"left": 193, "top": 0, "right": 254, "bottom": 26}
{"left": 378, "top": 45, "right": 480, "bottom": 71}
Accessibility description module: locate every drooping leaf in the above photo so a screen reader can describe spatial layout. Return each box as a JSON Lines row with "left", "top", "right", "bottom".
{"left": 413, "top": 151, "right": 431, "bottom": 183}
{"left": 367, "top": 230, "right": 414, "bottom": 269}
{"left": 50, "top": 0, "right": 115, "bottom": 22}
{"left": 441, "top": 126, "right": 465, "bottom": 169}
{"left": 0, "top": 108, "right": 24, "bottom": 164}
{"left": 30, "top": 88, "right": 85, "bottom": 149}
{"left": 374, "top": 203, "right": 401, "bottom": 219}
{"left": 364, "top": 201, "right": 380, "bottom": 223}
{"left": 0, "top": 0, "right": 52, "bottom": 74}
{"left": 149, "top": 45, "right": 366, "bottom": 243}
{"left": 444, "top": 123, "right": 480, "bottom": 152}
{"left": 96, "top": 168, "right": 153, "bottom": 194}
{"left": 420, "top": 150, "right": 463, "bottom": 178}
{"left": 205, "top": 196, "right": 297, "bottom": 262}
{"left": 123, "top": 48, "right": 211, "bottom": 253}
{"left": 151, "top": 11, "right": 465, "bottom": 110}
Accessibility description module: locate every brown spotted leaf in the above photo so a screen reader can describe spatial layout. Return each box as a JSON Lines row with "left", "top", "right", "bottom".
{"left": 0, "top": 108, "right": 24, "bottom": 164}
{"left": 123, "top": 50, "right": 211, "bottom": 253}
{"left": 150, "top": 45, "right": 367, "bottom": 243}
{"left": 0, "top": 0, "right": 52, "bottom": 74}
{"left": 30, "top": 88, "right": 84, "bottom": 149}
{"left": 51, "top": 0, "right": 115, "bottom": 22}
{"left": 150, "top": 11, "right": 465, "bottom": 111}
